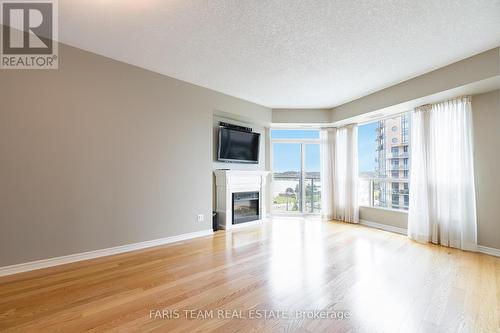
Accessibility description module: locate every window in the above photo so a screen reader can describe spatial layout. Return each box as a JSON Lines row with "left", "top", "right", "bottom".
{"left": 358, "top": 112, "right": 411, "bottom": 211}
{"left": 271, "top": 129, "right": 321, "bottom": 213}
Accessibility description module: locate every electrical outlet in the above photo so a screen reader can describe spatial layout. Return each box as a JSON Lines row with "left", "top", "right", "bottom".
{"left": 197, "top": 214, "right": 204, "bottom": 222}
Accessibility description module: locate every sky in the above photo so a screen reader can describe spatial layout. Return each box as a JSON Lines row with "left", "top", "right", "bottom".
{"left": 271, "top": 130, "right": 320, "bottom": 173}
{"left": 271, "top": 130, "right": 320, "bottom": 139}
{"left": 271, "top": 128, "right": 376, "bottom": 174}
{"left": 357, "top": 122, "right": 378, "bottom": 173}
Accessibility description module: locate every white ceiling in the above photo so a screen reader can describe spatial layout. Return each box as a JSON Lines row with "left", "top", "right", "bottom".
{"left": 59, "top": 0, "right": 500, "bottom": 109}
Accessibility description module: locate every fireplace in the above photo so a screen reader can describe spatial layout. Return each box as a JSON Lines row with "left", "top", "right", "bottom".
{"left": 214, "top": 170, "right": 269, "bottom": 230}
{"left": 232, "top": 191, "right": 260, "bottom": 224}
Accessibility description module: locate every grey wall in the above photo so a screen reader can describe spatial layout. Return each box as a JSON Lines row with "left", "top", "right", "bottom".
{"left": 472, "top": 90, "right": 500, "bottom": 249}
{"left": 272, "top": 109, "right": 331, "bottom": 124}
{"left": 0, "top": 43, "right": 270, "bottom": 267}
{"left": 359, "top": 207, "right": 407, "bottom": 230}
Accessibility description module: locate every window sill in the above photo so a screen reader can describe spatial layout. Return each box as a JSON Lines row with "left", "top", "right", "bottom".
{"left": 359, "top": 205, "right": 409, "bottom": 214}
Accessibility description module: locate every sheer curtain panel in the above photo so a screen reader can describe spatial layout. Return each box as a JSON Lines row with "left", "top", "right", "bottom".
{"left": 321, "top": 125, "right": 359, "bottom": 223}
{"left": 408, "top": 96, "right": 477, "bottom": 251}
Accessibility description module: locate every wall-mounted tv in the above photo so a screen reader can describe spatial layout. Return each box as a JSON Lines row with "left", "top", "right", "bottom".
{"left": 218, "top": 127, "right": 260, "bottom": 164}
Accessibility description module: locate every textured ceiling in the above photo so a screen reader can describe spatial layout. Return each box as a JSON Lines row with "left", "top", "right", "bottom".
{"left": 59, "top": 0, "right": 500, "bottom": 108}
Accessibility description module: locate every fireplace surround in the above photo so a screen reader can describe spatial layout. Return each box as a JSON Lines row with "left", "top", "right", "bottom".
{"left": 214, "top": 170, "right": 270, "bottom": 230}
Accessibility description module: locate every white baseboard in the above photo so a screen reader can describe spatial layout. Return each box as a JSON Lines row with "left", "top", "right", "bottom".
{"left": 0, "top": 229, "right": 213, "bottom": 277}
{"left": 360, "top": 219, "right": 407, "bottom": 235}
{"left": 477, "top": 245, "right": 500, "bottom": 257}
{"left": 360, "top": 220, "right": 500, "bottom": 257}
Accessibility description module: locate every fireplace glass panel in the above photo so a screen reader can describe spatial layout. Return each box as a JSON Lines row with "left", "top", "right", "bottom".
{"left": 232, "top": 192, "right": 260, "bottom": 224}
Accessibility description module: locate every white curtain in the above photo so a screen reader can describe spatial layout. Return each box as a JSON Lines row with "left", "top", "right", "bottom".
{"left": 408, "top": 96, "right": 477, "bottom": 251}
{"left": 321, "top": 125, "right": 359, "bottom": 223}
{"left": 320, "top": 128, "right": 336, "bottom": 220}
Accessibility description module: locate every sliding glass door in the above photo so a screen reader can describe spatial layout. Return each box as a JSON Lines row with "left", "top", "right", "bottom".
{"left": 271, "top": 129, "right": 321, "bottom": 214}
{"left": 272, "top": 143, "right": 302, "bottom": 212}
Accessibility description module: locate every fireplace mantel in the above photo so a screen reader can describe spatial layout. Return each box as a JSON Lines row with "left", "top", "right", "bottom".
{"left": 214, "top": 170, "right": 270, "bottom": 230}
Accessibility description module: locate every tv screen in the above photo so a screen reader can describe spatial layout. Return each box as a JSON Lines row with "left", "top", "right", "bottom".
{"left": 218, "top": 128, "right": 260, "bottom": 163}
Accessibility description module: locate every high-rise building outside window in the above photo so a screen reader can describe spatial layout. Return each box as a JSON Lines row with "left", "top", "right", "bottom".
{"left": 358, "top": 112, "right": 411, "bottom": 210}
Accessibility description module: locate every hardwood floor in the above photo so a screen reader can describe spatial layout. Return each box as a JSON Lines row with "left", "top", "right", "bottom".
{"left": 0, "top": 217, "right": 499, "bottom": 332}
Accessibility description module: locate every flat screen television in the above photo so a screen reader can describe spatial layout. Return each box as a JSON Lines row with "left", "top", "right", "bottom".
{"left": 218, "top": 127, "right": 260, "bottom": 163}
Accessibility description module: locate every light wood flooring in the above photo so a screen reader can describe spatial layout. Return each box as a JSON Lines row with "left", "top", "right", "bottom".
{"left": 0, "top": 217, "right": 499, "bottom": 332}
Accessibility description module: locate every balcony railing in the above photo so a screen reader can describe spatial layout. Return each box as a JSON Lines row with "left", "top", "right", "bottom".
{"left": 272, "top": 175, "right": 321, "bottom": 213}
{"left": 272, "top": 176, "right": 300, "bottom": 212}
{"left": 386, "top": 152, "right": 409, "bottom": 159}
{"left": 359, "top": 178, "right": 409, "bottom": 211}
{"left": 387, "top": 165, "right": 409, "bottom": 171}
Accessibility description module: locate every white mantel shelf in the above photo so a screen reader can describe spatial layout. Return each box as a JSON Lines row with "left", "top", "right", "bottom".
{"left": 214, "top": 170, "right": 270, "bottom": 230}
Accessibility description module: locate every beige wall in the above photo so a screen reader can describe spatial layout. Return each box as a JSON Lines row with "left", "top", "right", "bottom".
{"left": 472, "top": 90, "right": 500, "bottom": 249}
{"left": 0, "top": 43, "right": 270, "bottom": 267}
